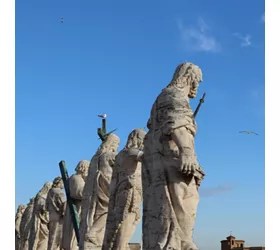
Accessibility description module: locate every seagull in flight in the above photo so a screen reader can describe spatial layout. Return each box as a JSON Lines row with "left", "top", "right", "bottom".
{"left": 60, "top": 18, "right": 64, "bottom": 23}
{"left": 239, "top": 131, "right": 259, "bottom": 135}
{"left": 98, "top": 113, "right": 107, "bottom": 119}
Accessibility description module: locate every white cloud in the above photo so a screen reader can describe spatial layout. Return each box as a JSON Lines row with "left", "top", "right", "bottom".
{"left": 233, "top": 33, "right": 252, "bottom": 47}
{"left": 177, "top": 17, "right": 221, "bottom": 53}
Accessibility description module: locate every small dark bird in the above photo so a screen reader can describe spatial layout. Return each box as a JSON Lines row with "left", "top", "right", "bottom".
{"left": 239, "top": 131, "right": 259, "bottom": 135}
{"left": 60, "top": 18, "right": 64, "bottom": 23}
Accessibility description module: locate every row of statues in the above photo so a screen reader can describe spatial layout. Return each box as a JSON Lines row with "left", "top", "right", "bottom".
{"left": 15, "top": 177, "right": 66, "bottom": 250}
{"left": 16, "top": 62, "right": 206, "bottom": 250}
{"left": 15, "top": 161, "right": 90, "bottom": 250}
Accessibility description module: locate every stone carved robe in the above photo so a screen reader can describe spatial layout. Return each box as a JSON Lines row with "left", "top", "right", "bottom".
{"left": 79, "top": 151, "right": 117, "bottom": 249}
{"left": 15, "top": 205, "right": 26, "bottom": 250}
{"left": 61, "top": 174, "right": 86, "bottom": 250}
{"left": 46, "top": 187, "right": 66, "bottom": 250}
{"left": 19, "top": 199, "right": 35, "bottom": 250}
{"left": 102, "top": 148, "right": 143, "bottom": 250}
{"left": 142, "top": 87, "right": 204, "bottom": 250}
{"left": 28, "top": 195, "right": 50, "bottom": 250}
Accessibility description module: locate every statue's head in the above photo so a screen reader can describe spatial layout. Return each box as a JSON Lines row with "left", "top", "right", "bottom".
{"left": 102, "top": 133, "right": 120, "bottom": 153}
{"left": 52, "top": 176, "right": 64, "bottom": 189}
{"left": 126, "top": 129, "right": 147, "bottom": 149}
{"left": 168, "top": 62, "right": 203, "bottom": 98}
{"left": 75, "top": 160, "right": 90, "bottom": 177}
{"left": 17, "top": 204, "right": 27, "bottom": 214}
{"left": 38, "top": 181, "right": 53, "bottom": 196}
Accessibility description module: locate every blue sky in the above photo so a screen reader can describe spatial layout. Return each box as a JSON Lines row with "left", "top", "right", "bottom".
{"left": 15, "top": 0, "right": 264, "bottom": 249}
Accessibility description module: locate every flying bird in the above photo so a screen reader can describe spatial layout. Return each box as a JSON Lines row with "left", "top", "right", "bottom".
{"left": 98, "top": 113, "right": 107, "bottom": 119}
{"left": 60, "top": 18, "right": 64, "bottom": 23}
{"left": 239, "top": 131, "right": 259, "bottom": 135}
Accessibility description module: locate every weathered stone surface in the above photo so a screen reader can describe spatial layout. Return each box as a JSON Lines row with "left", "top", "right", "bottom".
{"left": 28, "top": 181, "right": 53, "bottom": 250}
{"left": 83, "top": 242, "right": 102, "bottom": 250}
{"left": 15, "top": 204, "right": 27, "bottom": 250}
{"left": 142, "top": 62, "right": 205, "bottom": 250}
{"left": 61, "top": 160, "right": 90, "bottom": 250}
{"left": 102, "top": 129, "right": 146, "bottom": 250}
{"left": 79, "top": 133, "right": 120, "bottom": 250}
{"left": 19, "top": 198, "right": 35, "bottom": 250}
{"left": 128, "top": 243, "right": 141, "bottom": 250}
{"left": 46, "top": 177, "right": 66, "bottom": 250}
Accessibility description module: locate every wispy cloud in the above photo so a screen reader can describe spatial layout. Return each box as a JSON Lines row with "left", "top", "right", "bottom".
{"left": 233, "top": 33, "right": 252, "bottom": 47}
{"left": 250, "top": 87, "right": 262, "bottom": 100}
{"left": 261, "top": 13, "right": 265, "bottom": 23}
{"left": 177, "top": 17, "right": 221, "bottom": 53}
{"left": 200, "top": 185, "right": 233, "bottom": 197}
{"left": 247, "top": 85, "right": 265, "bottom": 118}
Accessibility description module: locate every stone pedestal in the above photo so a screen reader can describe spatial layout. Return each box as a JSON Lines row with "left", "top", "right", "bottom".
{"left": 82, "top": 242, "right": 140, "bottom": 250}
{"left": 83, "top": 241, "right": 101, "bottom": 250}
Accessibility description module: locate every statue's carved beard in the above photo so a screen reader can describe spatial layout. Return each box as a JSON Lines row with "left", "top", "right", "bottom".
{"left": 188, "top": 87, "right": 198, "bottom": 98}
{"left": 188, "top": 80, "right": 199, "bottom": 98}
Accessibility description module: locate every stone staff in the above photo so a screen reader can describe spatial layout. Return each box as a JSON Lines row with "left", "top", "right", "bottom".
{"left": 193, "top": 92, "right": 206, "bottom": 118}
{"left": 97, "top": 115, "right": 117, "bottom": 141}
{"left": 192, "top": 92, "right": 206, "bottom": 187}
{"left": 59, "top": 160, "right": 80, "bottom": 244}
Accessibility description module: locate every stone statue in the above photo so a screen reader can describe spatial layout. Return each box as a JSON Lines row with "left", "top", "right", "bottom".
{"left": 61, "top": 160, "right": 90, "bottom": 250}
{"left": 79, "top": 133, "right": 120, "bottom": 250}
{"left": 15, "top": 204, "right": 27, "bottom": 250}
{"left": 46, "top": 176, "right": 66, "bottom": 250}
{"left": 28, "top": 181, "right": 53, "bottom": 250}
{"left": 102, "top": 129, "right": 146, "bottom": 250}
{"left": 142, "top": 62, "right": 205, "bottom": 250}
{"left": 19, "top": 198, "right": 35, "bottom": 250}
